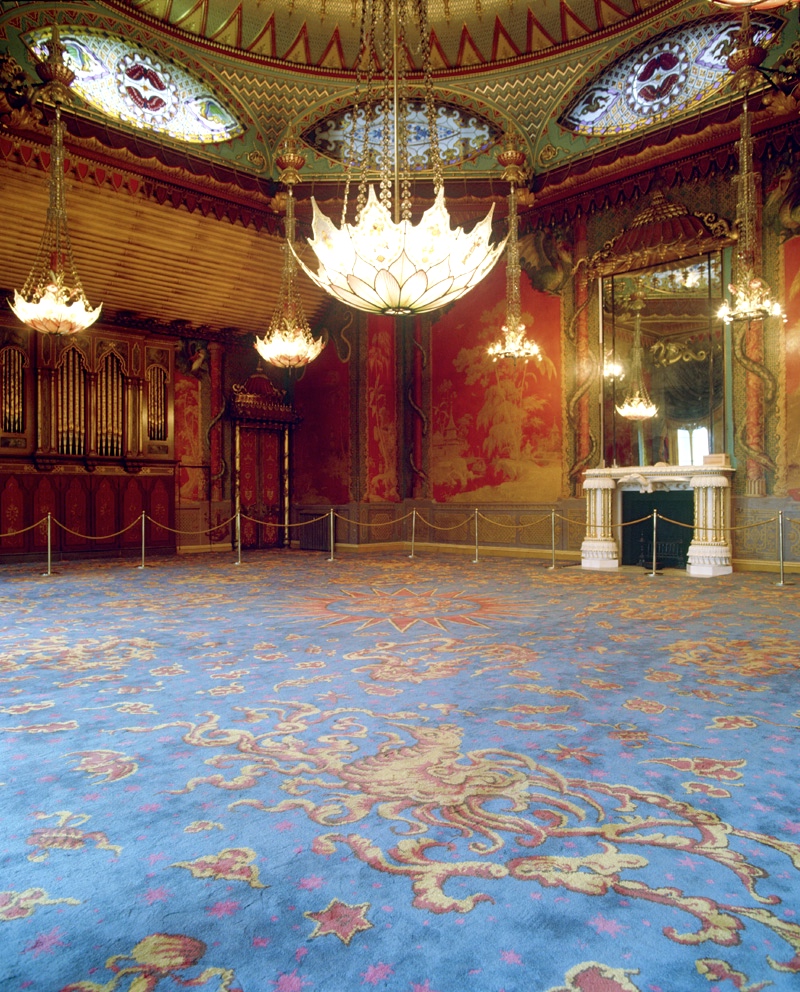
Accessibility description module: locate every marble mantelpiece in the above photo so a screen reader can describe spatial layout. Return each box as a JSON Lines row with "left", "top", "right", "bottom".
{"left": 581, "top": 463, "right": 734, "bottom": 577}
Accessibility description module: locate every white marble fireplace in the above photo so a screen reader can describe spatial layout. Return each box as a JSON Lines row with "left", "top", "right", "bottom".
{"left": 580, "top": 462, "right": 734, "bottom": 577}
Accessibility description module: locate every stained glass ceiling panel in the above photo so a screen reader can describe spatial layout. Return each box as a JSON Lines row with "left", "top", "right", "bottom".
{"left": 25, "top": 28, "right": 244, "bottom": 145}
{"left": 559, "top": 15, "right": 782, "bottom": 136}
{"left": 303, "top": 100, "right": 500, "bottom": 171}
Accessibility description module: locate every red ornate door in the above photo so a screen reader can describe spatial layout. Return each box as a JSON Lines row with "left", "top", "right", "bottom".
{"left": 238, "top": 427, "right": 282, "bottom": 549}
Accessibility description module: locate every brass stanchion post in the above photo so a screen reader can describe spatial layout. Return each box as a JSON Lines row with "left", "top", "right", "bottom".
{"left": 138, "top": 511, "right": 146, "bottom": 569}
{"left": 328, "top": 508, "right": 335, "bottom": 562}
{"left": 235, "top": 510, "right": 242, "bottom": 566}
{"left": 548, "top": 508, "right": 556, "bottom": 570}
{"left": 409, "top": 507, "right": 416, "bottom": 559}
{"left": 473, "top": 508, "right": 479, "bottom": 564}
{"left": 776, "top": 510, "right": 792, "bottom": 587}
{"left": 648, "top": 509, "right": 659, "bottom": 578}
{"left": 44, "top": 512, "right": 52, "bottom": 577}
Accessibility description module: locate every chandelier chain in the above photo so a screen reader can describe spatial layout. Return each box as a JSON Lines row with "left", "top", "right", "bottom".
{"left": 414, "top": 0, "right": 442, "bottom": 193}
{"left": 378, "top": 0, "right": 392, "bottom": 214}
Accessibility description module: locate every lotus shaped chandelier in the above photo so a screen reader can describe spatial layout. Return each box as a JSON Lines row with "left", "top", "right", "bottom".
{"left": 10, "top": 25, "right": 101, "bottom": 336}
{"left": 293, "top": 0, "right": 505, "bottom": 316}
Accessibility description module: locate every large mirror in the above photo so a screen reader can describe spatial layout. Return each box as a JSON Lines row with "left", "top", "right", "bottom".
{"left": 591, "top": 186, "right": 734, "bottom": 470}
{"left": 601, "top": 252, "right": 727, "bottom": 468}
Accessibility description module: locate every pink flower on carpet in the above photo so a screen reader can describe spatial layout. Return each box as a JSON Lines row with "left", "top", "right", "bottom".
{"left": 411, "top": 982, "right": 439, "bottom": 992}
{"left": 141, "top": 887, "right": 171, "bottom": 904}
{"left": 271, "top": 969, "right": 311, "bottom": 992}
{"left": 207, "top": 900, "right": 240, "bottom": 917}
{"left": 139, "top": 803, "right": 161, "bottom": 812}
{"left": 253, "top": 937, "right": 270, "bottom": 948}
{"left": 588, "top": 914, "right": 627, "bottom": 937}
{"left": 23, "top": 926, "right": 67, "bottom": 957}
{"left": 361, "top": 962, "right": 394, "bottom": 984}
{"left": 298, "top": 875, "right": 324, "bottom": 891}
{"left": 149, "top": 665, "right": 187, "bottom": 676}
{"left": 500, "top": 950, "right": 522, "bottom": 965}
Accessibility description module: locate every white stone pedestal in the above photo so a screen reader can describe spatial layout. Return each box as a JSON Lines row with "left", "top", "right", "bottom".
{"left": 580, "top": 465, "right": 733, "bottom": 577}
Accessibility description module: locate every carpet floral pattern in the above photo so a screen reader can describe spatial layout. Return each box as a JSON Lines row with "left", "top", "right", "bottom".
{"left": 1, "top": 552, "right": 799, "bottom": 992}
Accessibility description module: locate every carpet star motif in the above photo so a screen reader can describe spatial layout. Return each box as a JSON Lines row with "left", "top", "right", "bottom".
{"left": 289, "top": 586, "right": 528, "bottom": 632}
{"left": 304, "top": 899, "right": 373, "bottom": 945}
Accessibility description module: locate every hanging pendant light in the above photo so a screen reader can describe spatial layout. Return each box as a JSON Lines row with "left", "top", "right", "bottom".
{"left": 292, "top": 0, "right": 506, "bottom": 316}
{"left": 716, "top": 7, "right": 785, "bottom": 325}
{"left": 255, "top": 138, "right": 325, "bottom": 368}
{"left": 616, "top": 286, "right": 658, "bottom": 421}
{"left": 487, "top": 135, "right": 542, "bottom": 364}
{"left": 10, "top": 25, "right": 101, "bottom": 336}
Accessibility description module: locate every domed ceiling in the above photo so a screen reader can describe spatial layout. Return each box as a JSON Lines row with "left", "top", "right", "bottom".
{"left": 0, "top": 0, "right": 797, "bottom": 338}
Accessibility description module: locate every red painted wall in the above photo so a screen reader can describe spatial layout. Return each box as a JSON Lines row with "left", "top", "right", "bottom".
{"left": 293, "top": 340, "right": 351, "bottom": 504}
{"left": 430, "top": 264, "right": 563, "bottom": 502}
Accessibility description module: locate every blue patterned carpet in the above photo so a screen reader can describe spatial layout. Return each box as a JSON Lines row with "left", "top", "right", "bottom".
{"left": 1, "top": 551, "right": 799, "bottom": 992}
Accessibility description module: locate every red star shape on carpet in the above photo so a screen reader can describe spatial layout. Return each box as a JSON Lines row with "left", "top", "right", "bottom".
{"left": 304, "top": 899, "right": 373, "bottom": 945}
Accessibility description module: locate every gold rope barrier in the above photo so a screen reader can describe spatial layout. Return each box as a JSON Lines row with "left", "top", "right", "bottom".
{"left": 241, "top": 512, "right": 331, "bottom": 529}
{"left": 414, "top": 512, "right": 473, "bottom": 532}
{"left": 4, "top": 505, "right": 800, "bottom": 578}
{"left": 333, "top": 510, "right": 415, "bottom": 528}
{"left": 53, "top": 515, "right": 142, "bottom": 541}
{"left": 0, "top": 516, "right": 48, "bottom": 537}
{"left": 141, "top": 513, "right": 237, "bottom": 536}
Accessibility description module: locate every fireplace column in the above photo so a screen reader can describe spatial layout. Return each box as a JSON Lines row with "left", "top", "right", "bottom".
{"left": 686, "top": 473, "right": 732, "bottom": 577}
{"left": 580, "top": 474, "right": 619, "bottom": 569}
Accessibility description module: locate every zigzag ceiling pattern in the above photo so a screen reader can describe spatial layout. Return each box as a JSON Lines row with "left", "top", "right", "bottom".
{"left": 123, "top": 0, "right": 660, "bottom": 69}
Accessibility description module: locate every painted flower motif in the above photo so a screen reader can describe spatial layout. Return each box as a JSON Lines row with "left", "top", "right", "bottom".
{"left": 623, "top": 697, "right": 668, "bottom": 715}
{"left": 116, "top": 702, "right": 157, "bottom": 714}
{"left": 66, "top": 749, "right": 138, "bottom": 782}
{"left": 171, "top": 847, "right": 266, "bottom": 888}
{"left": 647, "top": 757, "right": 746, "bottom": 781}
{"left": 682, "top": 781, "right": 732, "bottom": 798}
{"left": 644, "top": 669, "right": 682, "bottom": 682}
{"left": 707, "top": 715, "right": 759, "bottom": 730}
{"left": 149, "top": 665, "right": 187, "bottom": 676}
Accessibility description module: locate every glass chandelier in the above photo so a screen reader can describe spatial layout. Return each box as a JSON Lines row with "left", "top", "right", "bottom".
{"left": 293, "top": 0, "right": 506, "bottom": 316}
{"left": 255, "top": 139, "right": 325, "bottom": 368}
{"left": 616, "top": 287, "right": 658, "bottom": 421}
{"left": 487, "top": 137, "right": 542, "bottom": 364}
{"left": 10, "top": 25, "right": 101, "bottom": 336}
{"left": 716, "top": 7, "right": 785, "bottom": 325}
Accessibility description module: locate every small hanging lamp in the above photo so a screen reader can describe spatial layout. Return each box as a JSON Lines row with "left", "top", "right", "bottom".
{"left": 10, "top": 24, "right": 102, "bottom": 336}
{"left": 255, "top": 138, "right": 325, "bottom": 369}
{"left": 487, "top": 135, "right": 542, "bottom": 365}
{"left": 616, "top": 286, "right": 657, "bottom": 421}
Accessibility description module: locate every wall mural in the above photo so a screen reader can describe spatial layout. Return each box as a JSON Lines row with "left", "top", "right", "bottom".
{"left": 174, "top": 371, "right": 205, "bottom": 503}
{"left": 365, "top": 317, "right": 400, "bottom": 503}
{"left": 430, "top": 266, "right": 562, "bottom": 503}
{"left": 784, "top": 236, "right": 800, "bottom": 500}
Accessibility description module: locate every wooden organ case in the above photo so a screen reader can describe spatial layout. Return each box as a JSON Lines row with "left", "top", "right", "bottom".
{"left": 0, "top": 324, "right": 177, "bottom": 560}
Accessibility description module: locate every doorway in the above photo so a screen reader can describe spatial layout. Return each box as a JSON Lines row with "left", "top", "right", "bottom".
{"left": 237, "top": 426, "right": 284, "bottom": 549}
